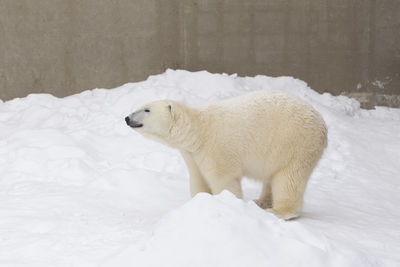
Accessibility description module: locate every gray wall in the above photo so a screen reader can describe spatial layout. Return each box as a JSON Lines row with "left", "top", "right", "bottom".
{"left": 0, "top": 0, "right": 180, "bottom": 100}
{"left": 1, "top": 0, "right": 399, "bottom": 108}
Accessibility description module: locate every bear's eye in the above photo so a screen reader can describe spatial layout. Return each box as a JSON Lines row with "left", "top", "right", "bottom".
{"left": 144, "top": 109, "right": 150, "bottom": 113}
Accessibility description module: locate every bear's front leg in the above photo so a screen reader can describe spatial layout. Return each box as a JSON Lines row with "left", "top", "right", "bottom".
{"left": 180, "top": 150, "right": 211, "bottom": 197}
{"left": 199, "top": 155, "right": 243, "bottom": 198}
{"left": 208, "top": 177, "right": 243, "bottom": 199}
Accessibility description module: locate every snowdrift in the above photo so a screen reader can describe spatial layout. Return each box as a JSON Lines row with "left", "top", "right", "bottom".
{"left": 0, "top": 70, "right": 399, "bottom": 266}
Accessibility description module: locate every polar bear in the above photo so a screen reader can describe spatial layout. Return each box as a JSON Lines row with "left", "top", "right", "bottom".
{"left": 125, "top": 90, "right": 327, "bottom": 219}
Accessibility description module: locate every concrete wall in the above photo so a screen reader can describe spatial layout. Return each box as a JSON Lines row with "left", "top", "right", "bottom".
{"left": 0, "top": 0, "right": 180, "bottom": 100}
{"left": 1, "top": 0, "right": 399, "bottom": 108}
{"left": 181, "top": 0, "right": 400, "bottom": 107}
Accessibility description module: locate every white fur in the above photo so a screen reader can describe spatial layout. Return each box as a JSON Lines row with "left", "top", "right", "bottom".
{"left": 127, "top": 90, "right": 327, "bottom": 219}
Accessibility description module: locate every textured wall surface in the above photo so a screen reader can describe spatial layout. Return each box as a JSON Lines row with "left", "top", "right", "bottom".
{"left": 1, "top": 0, "right": 399, "bottom": 107}
{"left": 181, "top": 0, "right": 400, "bottom": 107}
{"left": 0, "top": 0, "right": 180, "bottom": 100}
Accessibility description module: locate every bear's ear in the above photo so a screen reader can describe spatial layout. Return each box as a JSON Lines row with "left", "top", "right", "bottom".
{"left": 168, "top": 102, "right": 179, "bottom": 120}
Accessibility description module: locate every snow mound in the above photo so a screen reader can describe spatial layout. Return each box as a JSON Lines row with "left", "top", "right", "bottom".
{"left": 107, "top": 191, "right": 378, "bottom": 267}
{"left": 1, "top": 70, "right": 400, "bottom": 267}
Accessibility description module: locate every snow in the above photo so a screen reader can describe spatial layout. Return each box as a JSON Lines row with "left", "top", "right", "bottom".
{"left": 1, "top": 69, "right": 399, "bottom": 267}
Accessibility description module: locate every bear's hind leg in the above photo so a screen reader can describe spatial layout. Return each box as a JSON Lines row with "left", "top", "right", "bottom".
{"left": 255, "top": 182, "right": 272, "bottom": 209}
{"left": 268, "top": 164, "right": 311, "bottom": 220}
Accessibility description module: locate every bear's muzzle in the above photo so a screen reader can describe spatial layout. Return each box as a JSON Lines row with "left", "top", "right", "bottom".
{"left": 125, "top": 116, "right": 143, "bottom": 128}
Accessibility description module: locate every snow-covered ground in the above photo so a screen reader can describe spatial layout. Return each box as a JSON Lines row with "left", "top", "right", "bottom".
{"left": 1, "top": 70, "right": 399, "bottom": 267}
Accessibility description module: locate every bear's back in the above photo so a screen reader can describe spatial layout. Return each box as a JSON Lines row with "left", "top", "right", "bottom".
{"left": 200, "top": 90, "right": 327, "bottom": 178}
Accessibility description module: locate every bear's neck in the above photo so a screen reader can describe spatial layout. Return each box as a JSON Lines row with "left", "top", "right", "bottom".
{"left": 168, "top": 105, "right": 206, "bottom": 153}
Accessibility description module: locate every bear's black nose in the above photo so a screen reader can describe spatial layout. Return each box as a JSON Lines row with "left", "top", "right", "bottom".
{"left": 125, "top": 116, "right": 130, "bottom": 125}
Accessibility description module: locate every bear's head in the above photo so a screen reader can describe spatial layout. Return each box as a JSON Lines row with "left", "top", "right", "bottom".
{"left": 125, "top": 100, "right": 196, "bottom": 149}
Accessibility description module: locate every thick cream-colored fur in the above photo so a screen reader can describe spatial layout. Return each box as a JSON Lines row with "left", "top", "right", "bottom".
{"left": 127, "top": 90, "right": 327, "bottom": 219}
